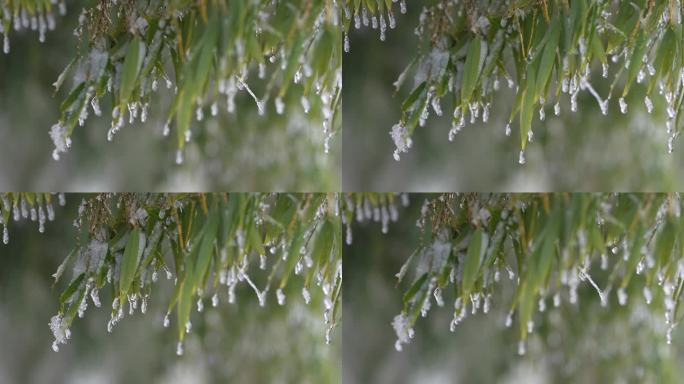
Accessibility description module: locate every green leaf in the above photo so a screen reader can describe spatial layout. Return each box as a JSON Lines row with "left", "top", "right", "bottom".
{"left": 622, "top": 31, "right": 647, "bottom": 97}
{"left": 119, "top": 37, "right": 146, "bottom": 105}
{"left": 194, "top": 208, "right": 219, "bottom": 288}
{"left": 519, "top": 65, "right": 537, "bottom": 149}
{"left": 461, "top": 229, "right": 488, "bottom": 296}
{"left": 461, "top": 38, "right": 484, "bottom": 105}
{"left": 536, "top": 18, "right": 560, "bottom": 98}
{"left": 119, "top": 228, "right": 145, "bottom": 298}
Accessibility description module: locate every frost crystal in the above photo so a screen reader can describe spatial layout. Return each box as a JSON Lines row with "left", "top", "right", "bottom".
{"left": 49, "top": 123, "right": 71, "bottom": 160}
{"left": 49, "top": 314, "right": 69, "bottom": 352}
{"left": 390, "top": 122, "right": 412, "bottom": 161}
{"left": 392, "top": 313, "right": 412, "bottom": 351}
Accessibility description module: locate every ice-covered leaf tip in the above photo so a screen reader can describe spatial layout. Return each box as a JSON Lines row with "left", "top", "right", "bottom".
{"left": 48, "top": 193, "right": 342, "bottom": 354}
{"left": 0, "top": 193, "right": 65, "bottom": 245}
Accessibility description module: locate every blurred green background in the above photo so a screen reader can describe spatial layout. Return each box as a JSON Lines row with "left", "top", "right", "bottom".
{"left": 0, "top": 6, "right": 339, "bottom": 191}
{"left": 0, "top": 194, "right": 340, "bottom": 383}
{"left": 343, "top": 3, "right": 682, "bottom": 192}
{"left": 343, "top": 194, "right": 684, "bottom": 384}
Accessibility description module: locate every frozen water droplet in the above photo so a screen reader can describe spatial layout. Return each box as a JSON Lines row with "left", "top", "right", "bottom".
{"left": 276, "top": 288, "right": 286, "bottom": 306}
{"left": 527, "top": 320, "right": 534, "bottom": 333}
{"left": 185, "top": 321, "right": 192, "bottom": 333}
{"left": 602, "top": 63, "right": 609, "bottom": 78}
{"left": 175, "top": 149, "right": 184, "bottom": 165}
{"left": 90, "top": 288, "right": 101, "bottom": 307}
{"left": 518, "top": 150, "right": 526, "bottom": 165}
{"left": 301, "top": 96, "right": 310, "bottom": 114}
{"left": 505, "top": 123, "right": 511, "bottom": 136}
{"left": 2, "top": 226, "right": 8, "bottom": 244}
{"left": 394, "top": 340, "right": 403, "bottom": 351}
{"left": 3, "top": 35, "right": 9, "bottom": 54}
{"left": 51, "top": 341, "right": 59, "bottom": 352}
{"left": 539, "top": 107, "right": 545, "bottom": 121}
{"left": 211, "top": 293, "right": 219, "bottom": 307}
{"left": 176, "top": 341, "right": 184, "bottom": 356}
{"left": 196, "top": 298, "right": 203, "bottom": 312}
{"left": 554, "top": 102, "right": 561, "bottom": 116}
{"left": 643, "top": 286, "right": 652, "bottom": 304}
{"left": 163, "top": 314, "right": 170, "bottom": 328}
{"left": 617, "top": 288, "right": 628, "bottom": 306}
{"left": 275, "top": 97, "right": 285, "bottom": 115}
{"left": 302, "top": 287, "right": 311, "bottom": 304}
{"left": 527, "top": 130, "right": 534, "bottom": 142}
{"left": 645, "top": 96, "right": 653, "bottom": 114}
{"left": 517, "top": 340, "right": 526, "bottom": 355}
{"left": 553, "top": 293, "right": 561, "bottom": 307}
{"left": 619, "top": 97, "right": 628, "bottom": 114}
{"left": 505, "top": 312, "right": 513, "bottom": 327}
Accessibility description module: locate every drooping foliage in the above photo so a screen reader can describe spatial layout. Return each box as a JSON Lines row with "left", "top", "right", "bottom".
{"left": 346, "top": 0, "right": 684, "bottom": 163}
{"left": 43, "top": 193, "right": 341, "bottom": 355}
{"left": 373, "top": 194, "right": 683, "bottom": 354}
{"left": 2, "top": 0, "right": 342, "bottom": 163}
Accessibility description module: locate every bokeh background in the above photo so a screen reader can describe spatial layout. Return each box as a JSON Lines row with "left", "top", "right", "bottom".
{"left": 0, "top": 5, "right": 339, "bottom": 191}
{"left": 0, "top": 194, "right": 340, "bottom": 383}
{"left": 343, "top": 3, "right": 683, "bottom": 192}
{"left": 343, "top": 194, "right": 684, "bottom": 384}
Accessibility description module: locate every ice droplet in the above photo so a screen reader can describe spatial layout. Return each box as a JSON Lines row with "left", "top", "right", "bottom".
{"left": 211, "top": 293, "right": 219, "bottom": 307}
{"left": 176, "top": 341, "right": 184, "bottom": 356}
{"left": 185, "top": 321, "right": 192, "bottom": 333}
{"left": 302, "top": 287, "right": 311, "bottom": 304}
{"left": 554, "top": 102, "right": 561, "bottom": 116}
{"left": 645, "top": 96, "right": 653, "bottom": 114}
{"left": 2, "top": 226, "right": 8, "bottom": 244}
{"left": 162, "top": 123, "right": 170, "bottom": 137}
{"left": 505, "top": 123, "right": 511, "bottom": 136}
{"left": 175, "top": 149, "right": 184, "bottom": 165}
{"left": 163, "top": 314, "right": 170, "bottom": 327}
{"left": 553, "top": 292, "right": 561, "bottom": 307}
{"left": 275, "top": 97, "right": 285, "bottom": 115}
{"left": 643, "top": 286, "right": 652, "bottom": 304}
{"left": 196, "top": 297, "right": 204, "bottom": 312}
{"left": 517, "top": 340, "right": 526, "bottom": 355}
{"left": 505, "top": 312, "right": 513, "bottom": 327}
{"left": 276, "top": 288, "right": 286, "bottom": 306}
{"left": 619, "top": 97, "right": 628, "bottom": 114}
{"left": 90, "top": 288, "right": 101, "bottom": 307}
{"left": 617, "top": 288, "right": 628, "bottom": 306}
{"left": 518, "top": 150, "right": 526, "bottom": 165}
{"left": 301, "top": 96, "right": 310, "bottom": 114}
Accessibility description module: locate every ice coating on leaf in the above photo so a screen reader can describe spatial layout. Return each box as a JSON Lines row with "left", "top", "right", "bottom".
{"left": 49, "top": 123, "right": 71, "bottom": 160}
{"left": 390, "top": 122, "right": 412, "bottom": 161}
{"left": 392, "top": 313, "right": 412, "bottom": 351}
